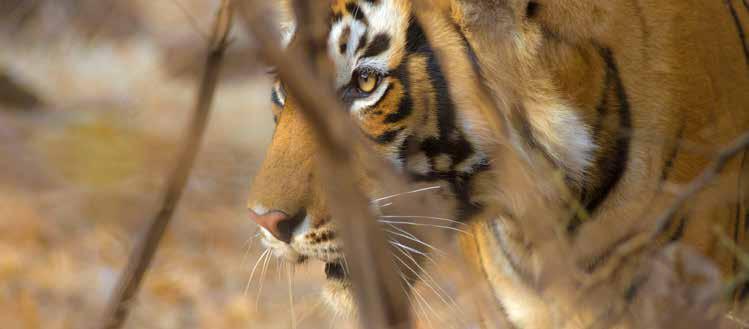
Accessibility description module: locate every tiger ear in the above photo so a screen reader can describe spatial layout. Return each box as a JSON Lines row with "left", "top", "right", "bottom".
{"left": 522, "top": 0, "right": 612, "bottom": 41}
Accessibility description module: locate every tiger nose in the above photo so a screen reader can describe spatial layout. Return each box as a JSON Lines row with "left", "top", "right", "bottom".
{"left": 248, "top": 209, "right": 304, "bottom": 243}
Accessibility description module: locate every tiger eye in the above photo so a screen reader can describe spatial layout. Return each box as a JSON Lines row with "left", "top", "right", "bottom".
{"left": 357, "top": 72, "right": 378, "bottom": 93}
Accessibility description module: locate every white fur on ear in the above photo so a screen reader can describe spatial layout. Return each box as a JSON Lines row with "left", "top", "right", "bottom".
{"left": 524, "top": 100, "right": 595, "bottom": 183}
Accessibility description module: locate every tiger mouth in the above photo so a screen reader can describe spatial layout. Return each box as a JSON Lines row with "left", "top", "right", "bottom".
{"left": 325, "top": 261, "right": 348, "bottom": 281}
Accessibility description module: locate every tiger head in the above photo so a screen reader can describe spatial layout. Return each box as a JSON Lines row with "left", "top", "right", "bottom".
{"left": 247, "top": 0, "right": 600, "bottom": 315}
{"left": 246, "top": 0, "right": 495, "bottom": 313}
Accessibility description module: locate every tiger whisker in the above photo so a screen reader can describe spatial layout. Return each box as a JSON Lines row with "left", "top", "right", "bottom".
{"left": 255, "top": 246, "right": 273, "bottom": 309}
{"left": 286, "top": 262, "right": 297, "bottom": 329}
{"left": 401, "top": 272, "right": 441, "bottom": 327}
{"left": 388, "top": 240, "right": 438, "bottom": 267}
{"left": 276, "top": 256, "right": 282, "bottom": 281}
{"left": 398, "top": 274, "right": 428, "bottom": 326}
{"left": 380, "top": 215, "right": 468, "bottom": 227}
{"left": 295, "top": 298, "right": 322, "bottom": 327}
{"left": 245, "top": 248, "right": 270, "bottom": 296}
{"left": 371, "top": 185, "right": 442, "bottom": 203}
{"left": 391, "top": 251, "right": 454, "bottom": 315}
{"left": 378, "top": 220, "right": 473, "bottom": 235}
{"left": 239, "top": 232, "right": 261, "bottom": 269}
{"left": 392, "top": 243, "right": 463, "bottom": 318}
{"left": 386, "top": 226, "right": 446, "bottom": 255}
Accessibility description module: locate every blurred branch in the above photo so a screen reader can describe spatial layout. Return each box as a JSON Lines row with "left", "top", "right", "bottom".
{"left": 236, "top": 1, "right": 412, "bottom": 328}
{"left": 409, "top": 0, "right": 507, "bottom": 142}
{"left": 654, "top": 131, "right": 749, "bottom": 234}
{"left": 96, "top": 1, "right": 232, "bottom": 329}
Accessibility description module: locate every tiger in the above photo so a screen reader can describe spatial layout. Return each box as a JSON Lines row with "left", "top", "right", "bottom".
{"left": 246, "top": 0, "right": 749, "bottom": 328}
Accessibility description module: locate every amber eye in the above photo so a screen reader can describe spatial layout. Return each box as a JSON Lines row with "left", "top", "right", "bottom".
{"left": 356, "top": 71, "right": 379, "bottom": 93}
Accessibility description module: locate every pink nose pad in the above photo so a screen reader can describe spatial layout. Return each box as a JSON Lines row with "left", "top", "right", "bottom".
{"left": 248, "top": 209, "right": 295, "bottom": 243}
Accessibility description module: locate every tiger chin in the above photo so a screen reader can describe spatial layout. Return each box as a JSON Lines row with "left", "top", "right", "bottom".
{"left": 322, "top": 265, "right": 356, "bottom": 317}
{"left": 247, "top": 0, "right": 749, "bottom": 328}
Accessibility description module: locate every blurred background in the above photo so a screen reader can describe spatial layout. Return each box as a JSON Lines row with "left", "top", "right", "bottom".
{"left": 0, "top": 1, "right": 350, "bottom": 328}
{"left": 0, "top": 1, "right": 481, "bottom": 328}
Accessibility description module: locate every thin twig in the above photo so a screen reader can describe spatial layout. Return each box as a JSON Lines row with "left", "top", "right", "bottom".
{"left": 96, "top": 2, "right": 232, "bottom": 329}
{"left": 653, "top": 131, "right": 749, "bottom": 234}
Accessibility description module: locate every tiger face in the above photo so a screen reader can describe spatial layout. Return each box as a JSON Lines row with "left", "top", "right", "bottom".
{"left": 244, "top": 0, "right": 749, "bottom": 327}
{"left": 246, "top": 0, "right": 492, "bottom": 312}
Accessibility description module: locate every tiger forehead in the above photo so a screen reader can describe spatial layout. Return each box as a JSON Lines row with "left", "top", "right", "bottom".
{"left": 330, "top": 1, "right": 366, "bottom": 22}
{"left": 330, "top": 0, "right": 383, "bottom": 20}
{"left": 324, "top": 0, "right": 410, "bottom": 88}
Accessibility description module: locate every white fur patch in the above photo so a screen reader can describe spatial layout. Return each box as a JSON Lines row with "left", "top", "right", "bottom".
{"left": 330, "top": 0, "right": 407, "bottom": 98}
{"left": 527, "top": 102, "right": 595, "bottom": 181}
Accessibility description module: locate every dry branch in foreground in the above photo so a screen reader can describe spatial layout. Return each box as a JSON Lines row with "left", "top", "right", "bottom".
{"left": 653, "top": 131, "right": 749, "bottom": 234}
{"left": 96, "top": 2, "right": 233, "bottom": 328}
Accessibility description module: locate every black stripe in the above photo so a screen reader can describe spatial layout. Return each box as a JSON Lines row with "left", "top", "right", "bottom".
{"left": 384, "top": 85, "right": 412, "bottom": 123}
{"left": 488, "top": 219, "right": 535, "bottom": 285}
{"left": 395, "top": 16, "right": 488, "bottom": 219}
{"left": 355, "top": 33, "right": 369, "bottom": 53}
{"left": 569, "top": 47, "right": 632, "bottom": 233}
{"left": 590, "top": 47, "right": 631, "bottom": 212}
{"left": 387, "top": 53, "right": 413, "bottom": 124}
{"left": 397, "top": 134, "right": 415, "bottom": 164}
{"left": 362, "top": 33, "right": 391, "bottom": 58}
{"left": 339, "top": 26, "right": 351, "bottom": 54}
{"left": 420, "top": 137, "right": 441, "bottom": 158}
{"left": 370, "top": 128, "right": 404, "bottom": 144}
{"left": 330, "top": 12, "right": 343, "bottom": 23}
{"left": 470, "top": 221, "right": 516, "bottom": 327}
{"left": 727, "top": 0, "right": 749, "bottom": 66}
{"left": 525, "top": 1, "right": 540, "bottom": 18}
{"left": 573, "top": 55, "right": 611, "bottom": 230}
{"left": 345, "top": 3, "right": 366, "bottom": 22}
{"left": 405, "top": 16, "right": 429, "bottom": 53}
{"left": 591, "top": 63, "right": 611, "bottom": 137}
{"left": 451, "top": 21, "right": 487, "bottom": 95}
{"left": 426, "top": 45, "right": 456, "bottom": 144}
